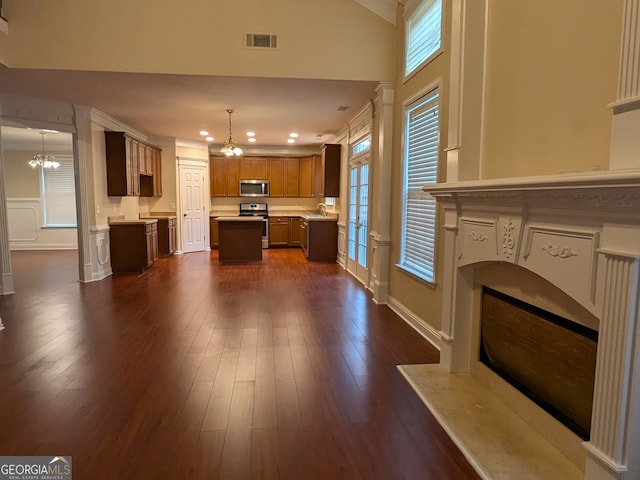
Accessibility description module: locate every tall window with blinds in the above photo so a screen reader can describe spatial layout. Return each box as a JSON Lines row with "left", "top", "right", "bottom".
{"left": 400, "top": 87, "right": 440, "bottom": 282}
{"left": 41, "top": 155, "right": 77, "bottom": 227}
{"left": 405, "top": 0, "right": 443, "bottom": 77}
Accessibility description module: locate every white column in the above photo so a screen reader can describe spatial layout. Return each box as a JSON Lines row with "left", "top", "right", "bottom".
{"left": 609, "top": 0, "right": 640, "bottom": 170}
{"left": 584, "top": 250, "right": 640, "bottom": 480}
{"left": 369, "top": 82, "right": 394, "bottom": 304}
{"left": 0, "top": 107, "right": 15, "bottom": 296}
{"left": 73, "top": 105, "right": 97, "bottom": 283}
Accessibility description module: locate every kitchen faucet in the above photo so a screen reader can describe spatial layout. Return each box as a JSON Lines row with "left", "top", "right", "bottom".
{"left": 317, "top": 203, "right": 327, "bottom": 216}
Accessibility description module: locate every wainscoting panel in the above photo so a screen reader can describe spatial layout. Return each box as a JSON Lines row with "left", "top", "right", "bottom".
{"left": 7, "top": 198, "right": 78, "bottom": 250}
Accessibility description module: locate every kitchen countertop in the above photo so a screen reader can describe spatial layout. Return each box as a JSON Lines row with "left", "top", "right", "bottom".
{"left": 210, "top": 210, "right": 339, "bottom": 220}
{"left": 108, "top": 215, "right": 157, "bottom": 225}
{"left": 139, "top": 215, "right": 177, "bottom": 220}
{"left": 301, "top": 213, "right": 339, "bottom": 221}
{"left": 216, "top": 216, "right": 263, "bottom": 221}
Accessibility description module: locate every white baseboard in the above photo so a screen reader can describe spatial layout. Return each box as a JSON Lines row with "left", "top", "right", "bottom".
{"left": 388, "top": 296, "right": 442, "bottom": 351}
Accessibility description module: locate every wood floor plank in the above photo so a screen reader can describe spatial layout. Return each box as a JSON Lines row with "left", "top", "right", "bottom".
{"left": 0, "top": 249, "right": 481, "bottom": 480}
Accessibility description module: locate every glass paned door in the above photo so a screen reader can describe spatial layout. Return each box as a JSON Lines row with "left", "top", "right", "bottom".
{"left": 347, "top": 160, "right": 369, "bottom": 285}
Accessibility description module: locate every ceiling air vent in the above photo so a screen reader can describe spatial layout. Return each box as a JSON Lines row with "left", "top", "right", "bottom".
{"left": 246, "top": 33, "right": 278, "bottom": 49}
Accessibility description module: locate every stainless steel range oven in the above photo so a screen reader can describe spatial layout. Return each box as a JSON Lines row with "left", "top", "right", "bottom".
{"left": 239, "top": 202, "right": 268, "bottom": 248}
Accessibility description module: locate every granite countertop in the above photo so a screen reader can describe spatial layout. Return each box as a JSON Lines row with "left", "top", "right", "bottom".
{"left": 216, "top": 216, "right": 263, "bottom": 221}
{"left": 210, "top": 211, "right": 238, "bottom": 218}
{"left": 140, "top": 214, "right": 177, "bottom": 220}
{"left": 109, "top": 218, "right": 158, "bottom": 225}
{"left": 301, "top": 213, "right": 339, "bottom": 221}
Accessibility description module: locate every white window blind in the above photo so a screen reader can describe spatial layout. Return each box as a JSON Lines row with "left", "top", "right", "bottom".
{"left": 400, "top": 88, "right": 439, "bottom": 282}
{"left": 405, "top": 0, "right": 442, "bottom": 76}
{"left": 41, "top": 155, "right": 77, "bottom": 227}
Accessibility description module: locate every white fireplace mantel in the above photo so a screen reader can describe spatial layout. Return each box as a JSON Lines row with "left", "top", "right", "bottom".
{"left": 425, "top": 169, "right": 640, "bottom": 480}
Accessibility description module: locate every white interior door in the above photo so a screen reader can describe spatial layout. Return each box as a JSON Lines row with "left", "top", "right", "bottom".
{"left": 347, "top": 159, "right": 369, "bottom": 284}
{"left": 180, "top": 164, "right": 206, "bottom": 253}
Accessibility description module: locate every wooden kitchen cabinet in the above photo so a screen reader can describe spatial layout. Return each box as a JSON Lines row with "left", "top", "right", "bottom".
{"left": 146, "top": 222, "right": 158, "bottom": 265}
{"left": 318, "top": 144, "right": 341, "bottom": 198}
{"left": 269, "top": 158, "right": 285, "bottom": 197}
{"left": 299, "top": 156, "right": 315, "bottom": 198}
{"left": 210, "top": 156, "right": 240, "bottom": 197}
{"left": 210, "top": 156, "right": 228, "bottom": 197}
{"left": 241, "top": 157, "right": 268, "bottom": 180}
{"left": 106, "top": 132, "right": 162, "bottom": 197}
{"left": 109, "top": 221, "right": 158, "bottom": 273}
{"left": 305, "top": 218, "right": 338, "bottom": 262}
{"left": 156, "top": 217, "right": 176, "bottom": 256}
{"left": 209, "top": 218, "right": 219, "bottom": 249}
{"left": 146, "top": 148, "right": 162, "bottom": 196}
{"left": 285, "top": 158, "right": 300, "bottom": 197}
{"left": 288, "top": 217, "right": 303, "bottom": 246}
{"left": 268, "top": 216, "right": 290, "bottom": 247}
{"left": 105, "top": 132, "right": 140, "bottom": 196}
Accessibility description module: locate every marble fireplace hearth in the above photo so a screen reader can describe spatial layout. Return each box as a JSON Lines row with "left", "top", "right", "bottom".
{"left": 411, "top": 170, "right": 640, "bottom": 480}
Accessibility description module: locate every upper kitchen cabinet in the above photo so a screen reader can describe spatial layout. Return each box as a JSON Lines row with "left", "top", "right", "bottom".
{"left": 105, "top": 132, "right": 139, "bottom": 196}
{"left": 105, "top": 132, "right": 162, "bottom": 197}
{"left": 285, "top": 158, "right": 300, "bottom": 197}
{"left": 299, "top": 156, "right": 315, "bottom": 198}
{"left": 240, "top": 157, "right": 268, "bottom": 180}
{"left": 269, "top": 158, "right": 285, "bottom": 197}
{"left": 318, "top": 144, "right": 341, "bottom": 198}
{"left": 210, "top": 155, "right": 240, "bottom": 197}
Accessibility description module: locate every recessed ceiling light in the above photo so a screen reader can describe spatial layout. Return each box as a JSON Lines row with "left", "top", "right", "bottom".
{"left": 200, "top": 130, "right": 209, "bottom": 136}
{"left": 206, "top": 136, "right": 214, "bottom": 142}
{"left": 246, "top": 131, "right": 255, "bottom": 137}
{"left": 289, "top": 132, "right": 299, "bottom": 138}
{"left": 248, "top": 138, "right": 256, "bottom": 143}
{"left": 287, "top": 138, "right": 296, "bottom": 144}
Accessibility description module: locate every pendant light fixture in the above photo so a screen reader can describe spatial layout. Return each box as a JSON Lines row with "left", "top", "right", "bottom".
{"left": 29, "top": 131, "right": 60, "bottom": 169}
{"left": 220, "top": 109, "right": 243, "bottom": 157}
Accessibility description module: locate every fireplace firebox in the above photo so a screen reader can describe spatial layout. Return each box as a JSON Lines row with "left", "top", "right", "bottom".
{"left": 480, "top": 287, "right": 598, "bottom": 439}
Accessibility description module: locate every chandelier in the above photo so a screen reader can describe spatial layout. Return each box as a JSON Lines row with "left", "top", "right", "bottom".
{"left": 29, "top": 131, "right": 60, "bottom": 169}
{"left": 220, "top": 109, "right": 243, "bottom": 156}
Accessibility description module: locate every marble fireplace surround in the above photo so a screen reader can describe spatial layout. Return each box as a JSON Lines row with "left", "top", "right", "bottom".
{"left": 423, "top": 170, "right": 640, "bottom": 480}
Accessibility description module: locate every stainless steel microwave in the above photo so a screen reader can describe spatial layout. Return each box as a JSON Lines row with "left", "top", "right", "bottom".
{"left": 239, "top": 179, "right": 269, "bottom": 197}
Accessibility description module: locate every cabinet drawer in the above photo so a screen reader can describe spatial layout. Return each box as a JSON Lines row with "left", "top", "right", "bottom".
{"left": 269, "top": 216, "right": 289, "bottom": 223}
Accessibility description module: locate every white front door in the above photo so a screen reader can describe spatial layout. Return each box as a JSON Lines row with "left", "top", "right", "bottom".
{"left": 180, "top": 164, "right": 206, "bottom": 253}
{"left": 347, "top": 160, "right": 369, "bottom": 285}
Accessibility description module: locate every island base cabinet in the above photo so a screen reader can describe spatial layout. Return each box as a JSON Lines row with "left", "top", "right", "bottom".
{"left": 218, "top": 219, "right": 262, "bottom": 262}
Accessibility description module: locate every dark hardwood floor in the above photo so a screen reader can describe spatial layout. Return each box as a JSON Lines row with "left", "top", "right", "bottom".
{"left": 0, "top": 249, "right": 480, "bottom": 479}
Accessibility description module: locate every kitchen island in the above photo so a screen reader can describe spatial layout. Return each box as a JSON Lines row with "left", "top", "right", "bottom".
{"left": 217, "top": 216, "right": 263, "bottom": 262}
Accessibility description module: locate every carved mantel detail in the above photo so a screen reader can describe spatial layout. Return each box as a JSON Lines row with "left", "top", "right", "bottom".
{"left": 502, "top": 219, "right": 515, "bottom": 258}
{"left": 469, "top": 231, "right": 488, "bottom": 242}
{"left": 542, "top": 243, "right": 578, "bottom": 259}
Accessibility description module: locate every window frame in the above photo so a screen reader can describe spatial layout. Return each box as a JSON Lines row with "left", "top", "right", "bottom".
{"left": 39, "top": 154, "right": 77, "bottom": 228}
{"left": 397, "top": 80, "right": 441, "bottom": 284}
{"left": 404, "top": 0, "right": 444, "bottom": 81}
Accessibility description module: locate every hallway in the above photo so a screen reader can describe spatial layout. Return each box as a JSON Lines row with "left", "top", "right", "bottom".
{"left": 0, "top": 249, "right": 479, "bottom": 479}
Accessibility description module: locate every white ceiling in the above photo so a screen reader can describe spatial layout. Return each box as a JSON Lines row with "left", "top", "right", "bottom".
{"left": 0, "top": 67, "right": 380, "bottom": 151}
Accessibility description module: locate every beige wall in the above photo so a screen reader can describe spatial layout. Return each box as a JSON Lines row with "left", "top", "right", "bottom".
{"left": 2, "top": 0, "right": 395, "bottom": 82}
{"left": 2, "top": 149, "right": 41, "bottom": 197}
{"left": 481, "top": 0, "right": 622, "bottom": 178}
